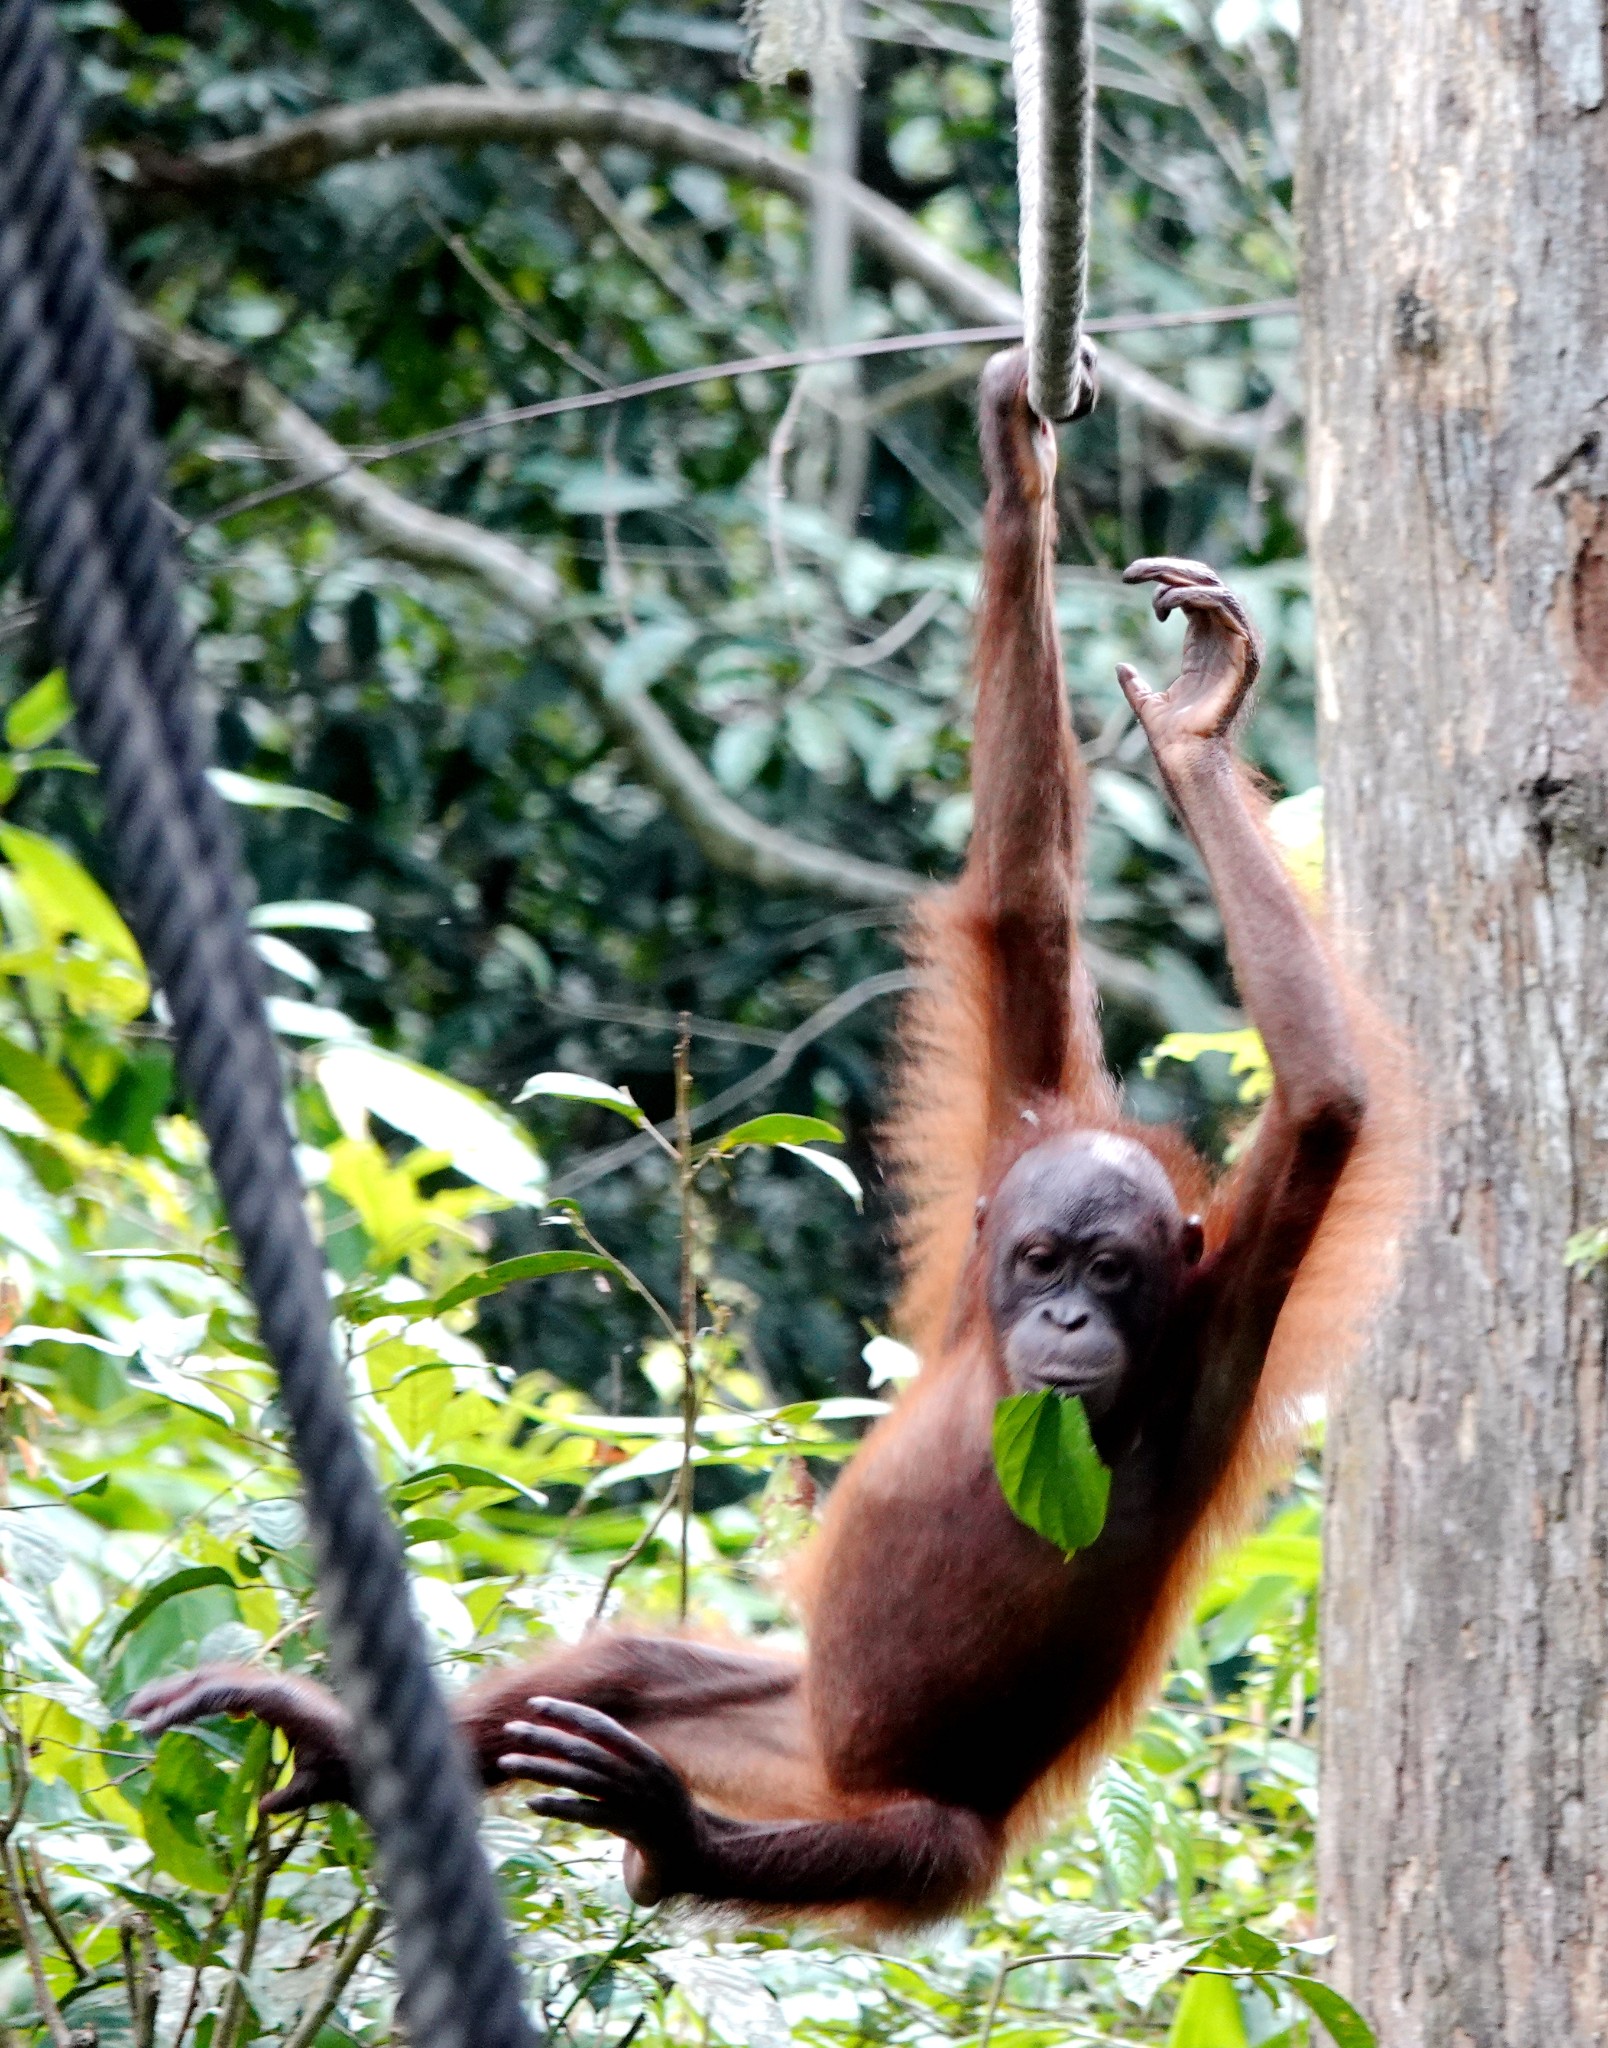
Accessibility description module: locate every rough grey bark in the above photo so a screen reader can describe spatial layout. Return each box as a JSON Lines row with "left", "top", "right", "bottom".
{"left": 1307, "top": 5, "right": 1608, "bottom": 2046}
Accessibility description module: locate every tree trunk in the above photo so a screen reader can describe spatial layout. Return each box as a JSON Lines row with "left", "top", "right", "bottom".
{"left": 1307, "top": 4, "right": 1608, "bottom": 2042}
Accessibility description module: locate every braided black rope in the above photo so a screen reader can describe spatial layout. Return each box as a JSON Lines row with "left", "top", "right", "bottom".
{"left": 0, "top": 7, "right": 538, "bottom": 2043}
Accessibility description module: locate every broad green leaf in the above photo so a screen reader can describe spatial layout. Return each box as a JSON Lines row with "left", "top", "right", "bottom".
{"left": 1268, "top": 785, "right": 1325, "bottom": 897}
{"left": 992, "top": 1390, "right": 1111, "bottom": 1556}
{"left": 1201, "top": 1519, "right": 1322, "bottom": 1609}
{"left": 247, "top": 1499, "right": 307, "bottom": 1552}
{"left": 4, "top": 669, "right": 72, "bottom": 750}
{"left": 0, "top": 1038, "right": 85, "bottom": 1128}
{"left": 1565, "top": 1224, "right": 1608, "bottom": 1275}
{"left": 711, "top": 716, "right": 776, "bottom": 792}
{"left": 513, "top": 1071, "right": 643, "bottom": 1121}
{"left": 712, "top": 1114, "right": 844, "bottom": 1153}
{"left": 108, "top": 1886, "right": 203, "bottom": 1966}
{"left": 389, "top": 1462, "right": 544, "bottom": 1511}
{"left": 144, "top": 1738, "right": 231, "bottom": 1894}
{"left": 1277, "top": 1976, "right": 1376, "bottom": 2048}
{"left": 207, "top": 767, "right": 350, "bottom": 819}
{"left": 780, "top": 1142, "right": 863, "bottom": 1207}
{"left": 1208, "top": 1927, "right": 1286, "bottom": 1972}
{"left": 383, "top": 1363, "right": 453, "bottom": 1447}
{"left": 554, "top": 468, "right": 685, "bottom": 514}
{"left": 108, "top": 1566, "right": 238, "bottom": 1652}
{"left": 1202, "top": 1575, "right": 1300, "bottom": 1662}
{"left": 1166, "top": 1974, "right": 1249, "bottom": 2048}
{"left": 600, "top": 619, "right": 698, "bottom": 700}
{"left": 49, "top": 1471, "right": 109, "bottom": 1499}
{"left": 317, "top": 1045, "right": 546, "bottom": 1204}
{"left": 1088, "top": 1758, "right": 1157, "bottom": 1899}
{"left": 412, "top": 1574, "right": 476, "bottom": 1649}
{"left": 1094, "top": 765, "right": 1175, "bottom": 852}
{"left": 250, "top": 899, "right": 374, "bottom": 933}
{"left": 431, "top": 1250, "right": 621, "bottom": 1314}
{"left": 0, "top": 942, "right": 149, "bottom": 1023}
{"left": 132, "top": 1352, "right": 236, "bottom": 1427}
{"left": 0, "top": 824, "right": 141, "bottom": 962}
{"left": 1113, "top": 1939, "right": 1203, "bottom": 2011}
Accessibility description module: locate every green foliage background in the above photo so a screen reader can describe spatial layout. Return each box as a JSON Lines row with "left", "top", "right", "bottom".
{"left": 0, "top": 0, "right": 1358, "bottom": 2042}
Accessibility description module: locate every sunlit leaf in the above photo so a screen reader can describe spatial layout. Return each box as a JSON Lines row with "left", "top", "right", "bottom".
{"left": 4, "top": 668, "right": 72, "bottom": 750}
{"left": 862, "top": 1334, "right": 920, "bottom": 1385}
{"left": 513, "top": 1071, "right": 643, "bottom": 1122}
{"left": 992, "top": 1390, "right": 1111, "bottom": 1556}
{"left": 208, "top": 767, "right": 349, "bottom": 819}
{"left": 1142, "top": 1027, "right": 1272, "bottom": 1105}
{"left": 249, "top": 900, "right": 374, "bottom": 933}
{"left": 1089, "top": 1758, "right": 1159, "bottom": 1901}
{"left": 318, "top": 1045, "right": 546, "bottom": 1204}
{"left": 252, "top": 932, "right": 320, "bottom": 987}
{"left": 711, "top": 1114, "right": 844, "bottom": 1152}
{"left": 780, "top": 1141, "right": 862, "bottom": 1206}
{"left": 267, "top": 997, "right": 365, "bottom": 1041}
{"left": 0, "top": 1039, "right": 85, "bottom": 1128}
{"left": 0, "top": 824, "right": 141, "bottom": 963}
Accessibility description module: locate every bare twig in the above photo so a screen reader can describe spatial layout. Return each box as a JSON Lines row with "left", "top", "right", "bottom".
{"left": 395, "top": 0, "right": 505, "bottom": 83}
{"left": 213, "top": 1815, "right": 309, "bottom": 2048}
{"left": 413, "top": 193, "right": 610, "bottom": 388}
{"left": 599, "top": 410, "right": 634, "bottom": 633}
{"left": 536, "top": 990, "right": 786, "bottom": 1050}
{"left": 280, "top": 1907, "right": 385, "bottom": 2048}
{"left": 0, "top": 1716, "right": 30, "bottom": 1845}
{"left": 26, "top": 1846, "right": 89, "bottom": 1980}
{"left": 589, "top": 1472, "right": 682, "bottom": 1622}
{"left": 0, "top": 1841, "right": 72, "bottom": 2048}
{"left": 171, "top": 1820, "right": 258, "bottom": 2048}
{"left": 673, "top": 1020, "right": 699, "bottom": 1623}
{"left": 555, "top": 1210, "right": 681, "bottom": 1347}
{"left": 552, "top": 967, "right": 915, "bottom": 1195}
{"left": 119, "top": 1911, "right": 161, "bottom": 2048}
{"left": 765, "top": 374, "right": 813, "bottom": 613}
{"left": 834, "top": 584, "right": 948, "bottom": 669}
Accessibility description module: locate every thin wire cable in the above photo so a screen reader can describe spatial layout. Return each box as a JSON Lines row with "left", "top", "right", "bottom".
{"left": 0, "top": 7, "right": 537, "bottom": 2043}
{"left": 165, "top": 299, "right": 1296, "bottom": 535}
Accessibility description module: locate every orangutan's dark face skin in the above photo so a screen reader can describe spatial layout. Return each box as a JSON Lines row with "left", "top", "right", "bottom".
{"left": 984, "top": 1134, "right": 1204, "bottom": 1419}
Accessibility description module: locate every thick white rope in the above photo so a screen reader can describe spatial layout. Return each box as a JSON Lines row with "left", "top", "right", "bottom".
{"left": 1012, "top": 0, "right": 1095, "bottom": 420}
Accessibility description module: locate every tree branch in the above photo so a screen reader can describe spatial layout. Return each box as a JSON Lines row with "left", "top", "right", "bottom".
{"left": 127, "top": 310, "right": 1177, "bottom": 1010}
{"left": 126, "top": 86, "right": 1280, "bottom": 459}
{"left": 126, "top": 309, "right": 923, "bottom": 908}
